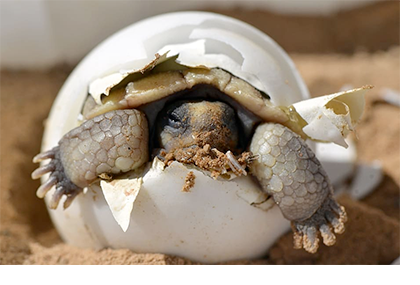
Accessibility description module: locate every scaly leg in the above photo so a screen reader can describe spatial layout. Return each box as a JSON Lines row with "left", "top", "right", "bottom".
{"left": 32, "top": 109, "right": 149, "bottom": 209}
{"left": 250, "top": 123, "right": 347, "bottom": 253}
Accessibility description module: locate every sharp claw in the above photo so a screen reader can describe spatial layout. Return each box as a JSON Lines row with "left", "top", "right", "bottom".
{"left": 33, "top": 148, "right": 57, "bottom": 163}
{"left": 303, "top": 225, "right": 320, "bottom": 254}
{"left": 291, "top": 222, "right": 303, "bottom": 249}
{"left": 50, "top": 186, "right": 65, "bottom": 209}
{"left": 63, "top": 192, "right": 79, "bottom": 209}
{"left": 31, "top": 164, "right": 55, "bottom": 179}
{"left": 332, "top": 218, "right": 346, "bottom": 234}
{"left": 319, "top": 224, "right": 336, "bottom": 246}
{"left": 36, "top": 176, "right": 58, "bottom": 198}
{"left": 330, "top": 200, "right": 348, "bottom": 223}
{"left": 338, "top": 206, "right": 348, "bottom": 223}
{"left": 325, "top": 210, "right": 345, "bottom": 234}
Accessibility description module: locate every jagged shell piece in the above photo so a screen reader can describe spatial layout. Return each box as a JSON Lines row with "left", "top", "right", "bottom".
{"left": 292, "top": 86, "right": 372, "bottom": 147}
{"left": 100, "top": 172, "right": 142, "bottom": 232}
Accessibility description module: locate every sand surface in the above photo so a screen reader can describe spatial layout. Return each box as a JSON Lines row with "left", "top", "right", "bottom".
{"left": 0, "top": 2, "right": 399, "bottom": 265}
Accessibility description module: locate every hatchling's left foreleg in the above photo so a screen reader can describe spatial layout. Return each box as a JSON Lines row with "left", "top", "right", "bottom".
{"left": 250, "top": 123, "right": 347, "bottom": 253}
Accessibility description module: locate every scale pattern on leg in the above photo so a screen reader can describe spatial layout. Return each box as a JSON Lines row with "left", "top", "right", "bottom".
{"left": 32, "top": 109, "right": 148, "bottom": 209}
{"left": 250, "top": 123, "right": 347, "bottom": 253}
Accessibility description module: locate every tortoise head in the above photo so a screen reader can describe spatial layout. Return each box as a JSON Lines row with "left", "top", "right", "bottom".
{"left": 157, "top": 100, "right": 239, "bottom": 153}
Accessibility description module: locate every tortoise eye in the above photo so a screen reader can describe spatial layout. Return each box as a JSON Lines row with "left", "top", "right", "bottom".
{"left": 168, "top": 112, "right": 181, "bottom": 122}
{"left": 167, "top": 112, "right": 182, "bottom": 128}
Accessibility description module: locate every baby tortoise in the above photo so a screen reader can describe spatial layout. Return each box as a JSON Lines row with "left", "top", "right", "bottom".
{"left": 32, "top": 66, "right": 347, "bottom": 253}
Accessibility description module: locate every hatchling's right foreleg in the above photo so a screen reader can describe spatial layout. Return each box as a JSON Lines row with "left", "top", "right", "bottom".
{"left": 32, "top": 109, "right": 149, "bottom": 209}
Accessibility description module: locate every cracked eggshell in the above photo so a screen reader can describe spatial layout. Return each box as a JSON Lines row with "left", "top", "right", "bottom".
{"left": 39, "top": 12, "right": 309, "bottom": 263}
{"left": 84, "top": 159, "right": 287, "bottom": 263}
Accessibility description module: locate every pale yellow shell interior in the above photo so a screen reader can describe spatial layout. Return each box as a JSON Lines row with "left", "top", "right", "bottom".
{"left": 83, "top": 65, "right": 311, "bottom": 137}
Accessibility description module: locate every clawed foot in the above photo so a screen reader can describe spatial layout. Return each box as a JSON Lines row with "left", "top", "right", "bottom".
{"left": 291, "top": 195, "right": 347, "bottom": 253}
{"left": 249, "top": 122, "right": 349, "bottom": 253}
{"left": 32, "top": 147, "right": 82, "bottom": 209}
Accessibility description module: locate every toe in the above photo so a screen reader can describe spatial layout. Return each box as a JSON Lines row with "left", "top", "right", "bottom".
{"left": 31, "top": 163, "right": 55, "bottom": 179}
{"left": 291, "top": 223, "right": 304, "bottom": 249}
{"left": 32, "top": 147, "right": 57, "bottom": 163}
{"left": 50, "top": 186, "right": 65, "bottom": 209}
{"left": 319, "top": 224, "right": 336, "bottom": 246}
{"left": 36, "top": 176, "right": 57, "bottom": 198}
{"left": 63, "top": 189, "right": 82, "bottom": 209}
{"left": 325, "top": 209, "right": 346, "bottom": 234}
{"left": 303, "top": 225, "right": 320, "bottom": 254}
{"left": 291, "top": 194, "right": 347, "bottom": 253}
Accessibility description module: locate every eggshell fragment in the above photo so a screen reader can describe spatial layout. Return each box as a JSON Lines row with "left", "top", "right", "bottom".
{"left": 100, "top": 173, "right": 142, "bottom": 232}
{"left": 292, "top": 86, "right": 372, "bottom": 147}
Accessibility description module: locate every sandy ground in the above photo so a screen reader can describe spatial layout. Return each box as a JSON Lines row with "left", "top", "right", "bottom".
{"left": 0, "top": 2, "right": 399, "bottom": 265}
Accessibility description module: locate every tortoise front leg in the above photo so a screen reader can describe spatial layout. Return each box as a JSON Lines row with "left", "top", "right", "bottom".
{"left": 32, "top": 109, "right": 149, "bottom": 209}
{"left": 250, "top": 123, "right": 347, "bottom": 253}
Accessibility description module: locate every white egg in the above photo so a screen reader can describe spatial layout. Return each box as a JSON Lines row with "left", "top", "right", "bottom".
{"left": 38, "top": 11, "right": 365, "bottom": 263}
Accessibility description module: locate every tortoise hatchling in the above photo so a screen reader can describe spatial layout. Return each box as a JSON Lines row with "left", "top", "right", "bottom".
{"left": 32, "top": 65, "right": 347, "bottom": 254}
